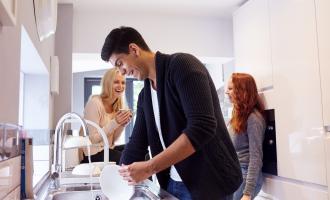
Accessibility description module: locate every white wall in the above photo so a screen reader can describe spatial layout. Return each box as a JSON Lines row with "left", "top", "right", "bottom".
{"left": 23, "top": 74, "right": 49, "bottom": 129}
{"left": 73, "top": 10, "right": 234, "bottom": 57}
{"left": 53, "top": 4, "right": 73, "bottom": 125}
{"left": 0, "top": 0, "right": 55, "bottom": 125}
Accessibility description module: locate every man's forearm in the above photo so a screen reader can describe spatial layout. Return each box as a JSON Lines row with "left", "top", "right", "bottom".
{"left": 148, "top": 133, "right": 195, "bottom": 173}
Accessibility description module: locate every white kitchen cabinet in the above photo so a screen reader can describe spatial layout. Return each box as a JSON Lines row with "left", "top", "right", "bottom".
{"left": 268, "top": 0, "right": 326, "bottom": 186}
{"left": 315, "top": 0, "right": 330, "bottom": 199}
{"left": 233, "top": 0, "right": 273, "bottom": 90}
{"left": 269, "top": 0, "right": 325, "bottom": 185}
{"left": 234, "top": 0, "right": 327, "bottom": 187}
{"left": 259, "top": 175, "right": 328, "bottom": 200}
{"left": 315, "top": 0, "right": 330, "bottom": 128}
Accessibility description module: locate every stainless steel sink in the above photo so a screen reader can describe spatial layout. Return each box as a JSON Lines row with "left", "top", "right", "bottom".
{"left": 50, "top": 190, "right": 108, "bottom": 200}
{"left": 45, "top": 184, "right": 106, "bottom": 200}
{"left": 49, "top": 189, "right": 157, "bottom": 200}
{"left": 44, "top": 182, "right": 177, "bottom": 200}
{"left": 37, "top": 177, "right": 178, "bottom": 200}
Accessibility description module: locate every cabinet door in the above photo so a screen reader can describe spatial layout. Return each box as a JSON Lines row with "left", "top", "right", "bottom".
{"left": 269, "top": 0, "right": 325, "bottom": 185}
{"left": 315, "top": 0, "right": 330, "bottom": 128}
{"left": 233, "top": 0, "right": 273, "bottom": 90}
{"left": 3, "top": 186, "right": 20, "bottom": 200}
{"left": 0, "top": 157, "right": 21, "bottom": 199}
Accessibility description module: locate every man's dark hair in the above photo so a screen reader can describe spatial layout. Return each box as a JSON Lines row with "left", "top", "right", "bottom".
{"left": 101, "top": 26, "right": 151, "bottom": 62}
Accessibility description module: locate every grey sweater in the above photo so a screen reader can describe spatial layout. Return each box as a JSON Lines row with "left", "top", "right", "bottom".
{"left": 229, "top": 111, "right": 266, "bottom": 195}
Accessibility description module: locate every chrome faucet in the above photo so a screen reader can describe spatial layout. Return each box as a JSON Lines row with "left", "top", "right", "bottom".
{"left": 51, "top": 113, "right": 89, "bottom": 188}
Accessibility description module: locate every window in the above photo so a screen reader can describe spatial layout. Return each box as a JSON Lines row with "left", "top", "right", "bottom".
{"left": 84, "top": 78, "right": 101, "bottom": 106}
{"left": 124, "top": 78, "right": 144, "bottom": 142}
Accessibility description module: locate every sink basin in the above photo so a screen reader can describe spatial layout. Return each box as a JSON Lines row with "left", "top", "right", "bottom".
{"left": 46, "top": 183, "right": 162, "bottom": 200}
{"left": 50, "top": 190, "right": 108, "bottom": 200}
{"left": 50, "top": 189, "right": 158, "bottom": 200}
{"left": 43, "top": 181, "right": 178, "bottom": 200}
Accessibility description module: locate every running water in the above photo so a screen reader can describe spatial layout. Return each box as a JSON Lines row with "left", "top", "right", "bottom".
{"left": 87, "top": 139, "right": 94, "bottom": 199}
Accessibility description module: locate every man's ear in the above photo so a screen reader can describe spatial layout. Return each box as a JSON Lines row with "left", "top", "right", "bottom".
{"left": 128, "top": 43, "right": 140, "bottom": 57}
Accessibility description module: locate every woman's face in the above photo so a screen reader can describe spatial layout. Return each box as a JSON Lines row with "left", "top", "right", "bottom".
{"left": 225, "top": 78, "right": 235, "bottom": 103}
{"left": 112, "top": 72, "right": 126, "bottom": 98}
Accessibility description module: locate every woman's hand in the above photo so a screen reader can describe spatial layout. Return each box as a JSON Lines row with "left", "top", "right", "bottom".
{"left": 115, "top": 110, "right": 132, "bottom": 126}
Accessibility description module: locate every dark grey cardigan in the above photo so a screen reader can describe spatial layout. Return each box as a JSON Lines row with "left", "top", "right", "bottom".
{"left": 120, "top": 52, "right": 242, "bottom": 200}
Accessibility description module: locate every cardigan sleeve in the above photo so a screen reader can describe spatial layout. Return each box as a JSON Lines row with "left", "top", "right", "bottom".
{"left": 170, "top": 54, "right": 217, "bottom": 151}
{"left": 120, "top": 89, "right": 149, "bottom": 164}
{"left": 244, "top": 113, "right": 266, "bottom": 195}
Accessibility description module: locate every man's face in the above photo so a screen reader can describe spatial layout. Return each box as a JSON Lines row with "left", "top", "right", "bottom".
{"left": 109, "top": 52, "right": 147, "bottom": 81}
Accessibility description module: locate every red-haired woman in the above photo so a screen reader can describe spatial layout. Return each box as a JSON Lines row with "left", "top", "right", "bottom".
{"left": 226, "top": 73, "right": 266, "bottom": 200}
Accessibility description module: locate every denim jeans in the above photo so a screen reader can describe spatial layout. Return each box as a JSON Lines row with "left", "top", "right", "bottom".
{"left": 167, "top": 179, "right": 192, "bottom": 200}
{"left": 233, "top": 166, "right": 263, "bottom": 200}
{"left": 167, "top": 178, "right": 234, "bottom": 200}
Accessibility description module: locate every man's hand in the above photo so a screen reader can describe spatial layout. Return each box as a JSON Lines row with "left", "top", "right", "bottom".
{"left": 118, "top": 133, "right": 195, "bottom": 185}
{"left": 241, "top": 194, "right": 251, "bottom": 200}
{"left": 118, "top": 161, "right": 155, "bottom": 185}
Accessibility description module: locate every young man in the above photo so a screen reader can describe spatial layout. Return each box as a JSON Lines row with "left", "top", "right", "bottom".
{"left": 101, "top": 26, "right": 242, "bottom": 200}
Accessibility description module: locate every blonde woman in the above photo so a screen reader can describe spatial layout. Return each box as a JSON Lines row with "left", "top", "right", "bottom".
{"left": 80, "top": 68, "right": 132, "bottom": 164}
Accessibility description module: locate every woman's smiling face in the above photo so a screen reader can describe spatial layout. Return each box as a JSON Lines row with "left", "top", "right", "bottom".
{"left": 112, "top": 72, "right": 126, "bottom": 99}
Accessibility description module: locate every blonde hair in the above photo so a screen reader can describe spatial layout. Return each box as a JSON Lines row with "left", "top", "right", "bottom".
{"left": 99, "top": 68, "right": 125, "bottom": 112}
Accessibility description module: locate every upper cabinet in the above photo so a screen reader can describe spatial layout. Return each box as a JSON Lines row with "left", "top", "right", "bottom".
{"left": 234, "top": 0, "right": 327, "bottom": 187}
{"left": 233, "top": 0, "right": 273, "bottom": 91}
{"left": 269, "top": 0, "right": 325, "bottom": 185}
{"left": 0, "top": 0, "right": 18, "bottom": 26}
{"left": 33, "top": 0, "right": 58, "bottom": 41}
{"left": 315, "top": 0, "right": 330, "bottom": 127}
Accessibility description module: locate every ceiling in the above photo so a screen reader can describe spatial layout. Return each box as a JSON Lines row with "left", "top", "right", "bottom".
{"left": 58, "top": 0, "right": 247, "bottom": 18}
{"left": 59, "top": 0, "right": 247, "bottom": 73}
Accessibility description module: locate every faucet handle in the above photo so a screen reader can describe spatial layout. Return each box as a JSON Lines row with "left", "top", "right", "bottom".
{"left": 51, "top": 172, "right": 59, "bottom": 179}
{"left": 50, "top": 172, "right": 60, "bottom": 190}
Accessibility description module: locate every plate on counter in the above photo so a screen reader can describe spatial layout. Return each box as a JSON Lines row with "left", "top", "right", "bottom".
{"left": 72, "top": 161, "right": 116, "bottom": 176}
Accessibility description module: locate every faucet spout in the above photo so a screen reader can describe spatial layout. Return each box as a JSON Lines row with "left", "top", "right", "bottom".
{"left": 51, "top": 113, "right": 89, "bottom": 188}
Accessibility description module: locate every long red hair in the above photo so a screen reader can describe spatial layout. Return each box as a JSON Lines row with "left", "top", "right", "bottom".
{"left": 230, "top": 73, "right": 264, "bottom": 133}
